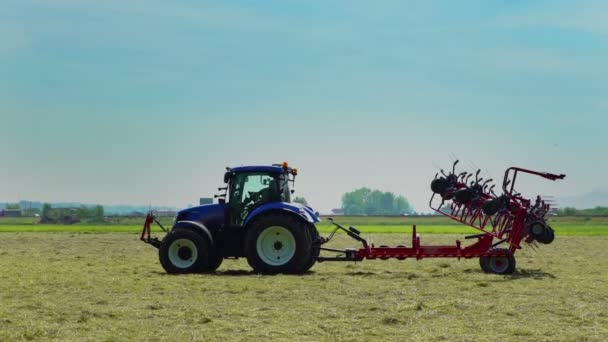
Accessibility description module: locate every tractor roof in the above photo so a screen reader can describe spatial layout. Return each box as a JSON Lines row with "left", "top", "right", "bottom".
{"left": 230, "top": 165, "right": 286, "bottom": 174}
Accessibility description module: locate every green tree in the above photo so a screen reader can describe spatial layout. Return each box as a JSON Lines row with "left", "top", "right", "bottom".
{"left": 557, "top": 206, "right": 608, "bottom": 216}
{"left": 42, "top": 203, "right": 52, "bottom": 219}
{"left": 92, "top": 205, "right": 105, "bottom": 222}
{"left": 6, "top": 203, "right": 20, "bottom": 210}
{"left": 342, "top": 188, "right": 371, "bottom": 215}
{"left": 22, "top": 208, "right": 41, "bottom": 217}
{"left": 341, "top": 188, "right": 413, "bottom": 216}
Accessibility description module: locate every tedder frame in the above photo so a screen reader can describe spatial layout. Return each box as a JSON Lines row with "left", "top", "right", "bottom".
{"left": 313, "top": 162, "right": 565, "bottom": 274}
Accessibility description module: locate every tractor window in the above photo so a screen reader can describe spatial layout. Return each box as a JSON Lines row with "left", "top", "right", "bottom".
{"left": 229, "top": 173, "right": 280, "bottom": 225}
{"left": 279, "top": 174, "right": 291, "bottom": 203}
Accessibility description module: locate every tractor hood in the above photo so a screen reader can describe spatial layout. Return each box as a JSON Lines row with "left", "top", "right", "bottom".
{"left": 175, "top": 203, "right": 226, "bottom": 230}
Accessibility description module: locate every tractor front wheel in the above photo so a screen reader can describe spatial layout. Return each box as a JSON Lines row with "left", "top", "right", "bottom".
{"left": 159, "top": 229, "right": 210, "bottom": 274}
{"left": 245, "top": 213, "right": 312, "bottom": 274}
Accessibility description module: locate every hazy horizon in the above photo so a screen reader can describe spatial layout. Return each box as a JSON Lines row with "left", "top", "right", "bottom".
{"left": 1, "top": 1, "right": 606, "bottom": 213}
{"left": 4, "top": 184, "right": 608, "bottom": 214}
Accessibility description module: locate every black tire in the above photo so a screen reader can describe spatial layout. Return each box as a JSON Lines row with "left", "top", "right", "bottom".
{"left": 479, "top": 256, "right": 491, "bottom": 273}
{"left": 454, "top": 188, "right": 473, "bottom": 204}
{"left": 529, "top": 222, "right": 546, "bottom": 239}
{"left": 431, "top": 178, "right": 449, "bottom": 195}
{"left": 482, "top": 199, "right": 501, "bottom": 216}
{"left": 379, "top": 245, "right": 390, "bottom": 260}
{"left": 537, "top": 226, "right": 555, "bottom": 245}
{"left": 396, "top": 245, "right": 407, "bottom": 260}
{"left": 530, "top": 222, "right": 555, "bottom": 244}
{"left": 483, "top": 248, "right": 516, "bottom": 275}
{"left": 296, "top": 224, "right": 320, "bottom": 273}
{"left": 159, "top": 229, "right": 210, "bottom": 274}
{"left": 245, "top": 213, "right": 312, "bottom": 274}
{"left": 202, "top": 251, "right": 223, "bottom": 273}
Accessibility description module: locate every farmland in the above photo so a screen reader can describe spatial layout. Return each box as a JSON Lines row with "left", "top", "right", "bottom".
{"left": 1, "top": 216, "right": 607, "bottom": 236}
{"left": 0, "top": 217, "right": 607, "bottom": 341}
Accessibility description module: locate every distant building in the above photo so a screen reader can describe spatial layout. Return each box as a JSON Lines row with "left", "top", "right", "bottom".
{"left": 331, "top": 208, "right": 345, "bottom": 215}
{"left": 0, "top": 209, "right": 22, "bottom": 217}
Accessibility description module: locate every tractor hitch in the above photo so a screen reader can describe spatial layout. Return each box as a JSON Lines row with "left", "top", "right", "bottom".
{"left": 140, "top": 212, "right": 168, "bottom": 249}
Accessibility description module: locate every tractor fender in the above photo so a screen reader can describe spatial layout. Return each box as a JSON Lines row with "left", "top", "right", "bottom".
{"left": 173, "top": 221, "right": 214, "bottom": 245}
{"left": 243, "top": 202, "right": 320, "bottom": 226}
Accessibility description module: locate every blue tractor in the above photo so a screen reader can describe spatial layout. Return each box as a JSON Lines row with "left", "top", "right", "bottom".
{"left": 141, "top": 162, "right": 322, "bottom": 274}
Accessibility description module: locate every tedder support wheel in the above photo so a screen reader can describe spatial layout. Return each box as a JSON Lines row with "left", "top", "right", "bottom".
{"left": 245, "top": 213, "right": 312, "bottom": 274}
{"left": 479, "top": 248, "right": 516, "bottom": 275}
{"left": 479, "top": 256, "right": 490, "bottom": 273}
{"left": 159, "top": 229, "right": 210, "bottom": 274}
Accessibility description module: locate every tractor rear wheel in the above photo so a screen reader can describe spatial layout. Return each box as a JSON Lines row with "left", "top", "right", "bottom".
{"left": 159, "top": 229, "right": 210, "bottom": 274}
{"left": 296, "top": 224, "right": 321, "bottom": 273}
{"left": 245, "top": 213, "right": 312, "bottom": 274}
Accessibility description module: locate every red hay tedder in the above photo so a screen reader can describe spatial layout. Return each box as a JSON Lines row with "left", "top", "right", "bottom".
{"left": 317, "top": 161, "right": 566, "bottom": 274}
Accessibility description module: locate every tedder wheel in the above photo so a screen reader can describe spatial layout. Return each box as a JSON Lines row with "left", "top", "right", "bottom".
{"left": 379, "top": 245, "right": 390, "bottom": 260}
{"left": 479, "top": 256, "right": 490, "bottom": 273}
{"left": 536, "top": 226, "right": 555, "bottom": 245}
{"left": 480, "top": 248, "right": 516, "bottom": 275}
{"left": 159, "top": 229, "right": 210, "bottom": 274}
{"left": 396, "top": 245, "right": 407, "bottom": 260}
{"left": 530, "top": 222, "right": 545, "bottom": 240}
{"left": 544, "top": 227, "right": 555, "bottom": 244}
{"left": 245, "top": 213, "right": 312, "bottom": 274}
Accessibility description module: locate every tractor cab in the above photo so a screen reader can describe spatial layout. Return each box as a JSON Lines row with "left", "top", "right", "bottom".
{"left": 220, "top": 163, "right": 299, "bottom": 226}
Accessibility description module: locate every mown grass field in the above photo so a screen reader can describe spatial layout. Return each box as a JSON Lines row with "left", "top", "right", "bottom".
{"left": 1, "top": 216, "right": 608, "bottom": 236}
{"left": 0, "top": 233, "right": 607, "bottom": 341}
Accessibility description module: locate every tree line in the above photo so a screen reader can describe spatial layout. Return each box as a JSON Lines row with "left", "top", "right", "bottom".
{"left": 41, "top": 204, "right": 105, "bottom": 224}
{"left": 556, "top": 206, "right": 608, "bottom": 216}
{"left": 341, "top": 187, "right": 414, "bottom": 216}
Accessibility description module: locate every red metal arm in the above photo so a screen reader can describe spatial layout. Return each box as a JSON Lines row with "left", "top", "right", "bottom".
{"left": 503, "top": 167, "right": 566, "bottom": 195}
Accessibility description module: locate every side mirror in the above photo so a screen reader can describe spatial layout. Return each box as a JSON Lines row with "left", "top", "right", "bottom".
{"left": 224, "top": 172, "right": 232, "bottom": 184}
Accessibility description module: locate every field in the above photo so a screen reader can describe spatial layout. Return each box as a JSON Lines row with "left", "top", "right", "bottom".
{"left": 1, "top": 217, "right": 607, "bottom": 341}
{"left": 1, "top": 216, "right": 608, "bottom": 236}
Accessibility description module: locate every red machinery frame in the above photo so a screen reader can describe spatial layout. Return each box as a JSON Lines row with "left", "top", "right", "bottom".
{"left": 318, "top": 166, "right": 565, "bottom": 266}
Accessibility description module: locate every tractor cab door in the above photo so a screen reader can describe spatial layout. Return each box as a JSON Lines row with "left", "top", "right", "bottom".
{"left": 228, "top": 173, "right": 280, "bottom": 226}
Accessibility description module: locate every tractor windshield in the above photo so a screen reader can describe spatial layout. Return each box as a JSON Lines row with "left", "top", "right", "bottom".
{"left": 229, "top": 172, "right": 290, "bottom": 225}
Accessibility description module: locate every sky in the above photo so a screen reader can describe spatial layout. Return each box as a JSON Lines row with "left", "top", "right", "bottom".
{"left": 0, "top": 0, "right": 606, "bottom": 213}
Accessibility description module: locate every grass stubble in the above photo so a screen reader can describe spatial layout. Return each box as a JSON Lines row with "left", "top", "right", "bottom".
{"left": 0, "top": 232, "right": 606, "bottom": 341}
